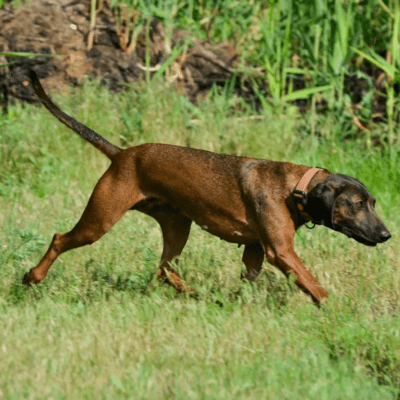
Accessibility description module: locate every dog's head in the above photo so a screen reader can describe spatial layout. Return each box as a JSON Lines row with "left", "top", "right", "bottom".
{"left": 306, "top": 174, "right": 391, "bottom": 246}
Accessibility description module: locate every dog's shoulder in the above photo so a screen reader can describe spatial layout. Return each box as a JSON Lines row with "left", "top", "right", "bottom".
{"left": 239, "top": 160, "right": 289, "bottom": 207}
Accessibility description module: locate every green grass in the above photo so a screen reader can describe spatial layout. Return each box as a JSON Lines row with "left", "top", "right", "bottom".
{"left": 0, "top": 81, "right": 399, "bottom": 399}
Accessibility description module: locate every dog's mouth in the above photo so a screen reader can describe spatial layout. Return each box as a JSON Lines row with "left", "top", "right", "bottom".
{"left": 340, "top": 227, "right": 378, "bottom": 247}
{"left": 352, "top": 235, "right": 377, "bottom": 247}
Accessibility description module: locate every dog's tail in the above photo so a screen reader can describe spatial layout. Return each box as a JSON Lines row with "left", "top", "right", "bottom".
{"left": 29, "top": 70, "right": 122, "bottom": 160}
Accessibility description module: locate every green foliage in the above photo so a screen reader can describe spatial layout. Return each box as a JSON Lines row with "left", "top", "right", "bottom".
{"left": 0, "top": 81, "right": 399, "bottom": 398}
{"left": 101, "top": 0, "right": 400, "bottom": 153}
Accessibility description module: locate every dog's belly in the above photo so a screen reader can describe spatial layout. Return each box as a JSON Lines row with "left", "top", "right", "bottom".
{"left": 174, "top": 200, "right": 259, "bottom": 244}
{"left": 134, "top": 197, "right": 258, "bottom": 244}
{"left": 191, "top": 215, "right": 257, "bottom": 244}
{"left": 165, "top": 194, "right": 258, "bottom": 244}
{"left": 201, "top": 226, "right": 257, "bottom": 244}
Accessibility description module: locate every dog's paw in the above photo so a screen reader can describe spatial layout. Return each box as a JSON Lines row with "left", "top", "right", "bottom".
{"left": 22, "top": 272, "right": 33, "bottom": 285}
{"left": 22, "top": 270, "right": 43, "bottom": 285}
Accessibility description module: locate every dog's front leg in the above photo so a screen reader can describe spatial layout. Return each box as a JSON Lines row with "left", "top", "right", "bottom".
{"left": 265, "top": 243, "right": 328, "bottom": 304}
{"left": 259, "top": 211, "right": 328, "bottom": 305}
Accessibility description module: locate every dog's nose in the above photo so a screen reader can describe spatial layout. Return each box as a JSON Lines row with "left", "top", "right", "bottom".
{"left": 380, "top": 230, "right": 391, "bottom": 242}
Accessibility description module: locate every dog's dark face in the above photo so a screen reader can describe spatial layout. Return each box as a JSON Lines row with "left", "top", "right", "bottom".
{"left": 306, "top": 174, "right": 391, "bottom": 246}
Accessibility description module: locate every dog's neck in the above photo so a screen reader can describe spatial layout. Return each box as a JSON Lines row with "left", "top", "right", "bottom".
{"left": 295, "top": 169, "right": 332, "bottom": 227}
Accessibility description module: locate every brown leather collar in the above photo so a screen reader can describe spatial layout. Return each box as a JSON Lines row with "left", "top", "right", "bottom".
{"left": 293, "top": 167, "right": 322, "bottom": 207}
{"left": 293, "top": 168, "right": 322, "bottom": 227}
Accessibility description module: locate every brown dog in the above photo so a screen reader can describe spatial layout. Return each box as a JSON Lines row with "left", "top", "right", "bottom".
{"left": 24, "top": 70, "right": 391, "bottom": 305}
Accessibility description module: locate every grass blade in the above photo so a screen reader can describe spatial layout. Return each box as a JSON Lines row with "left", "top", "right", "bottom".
{"left": 282, "top": 84, "right": 332, "bottom": 101}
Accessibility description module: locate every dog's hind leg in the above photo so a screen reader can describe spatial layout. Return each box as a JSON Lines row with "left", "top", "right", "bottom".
{"left": 23, "top": 165, "right": 145, "bottom": 285}
{"left": 147, "top": 205, "right": 194, "bottom": 292}
{"left": 241, "top": 242, "right": 264, "bottom": 281}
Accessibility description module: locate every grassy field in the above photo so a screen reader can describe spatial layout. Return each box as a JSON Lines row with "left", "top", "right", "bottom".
{"left": 0, "top": 80, "right": 399, "bottom": 399}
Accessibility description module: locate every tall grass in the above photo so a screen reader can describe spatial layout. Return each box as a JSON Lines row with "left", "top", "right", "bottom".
{"left": 105, "top": 0, "right": 400, "bottom": 155}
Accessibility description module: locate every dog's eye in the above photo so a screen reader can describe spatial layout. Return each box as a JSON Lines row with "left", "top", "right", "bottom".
{"left": 354, "top": 201, "right": 363, "bottom": 208}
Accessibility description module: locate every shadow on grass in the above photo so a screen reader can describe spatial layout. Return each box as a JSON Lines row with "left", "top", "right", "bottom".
{"left": 8, "top": 259, "right": 295, "bottom": 313}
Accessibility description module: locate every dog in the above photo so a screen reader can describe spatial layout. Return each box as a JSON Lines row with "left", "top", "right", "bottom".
{"left": 23, "top": 70, "right": 391, "bottom": 305}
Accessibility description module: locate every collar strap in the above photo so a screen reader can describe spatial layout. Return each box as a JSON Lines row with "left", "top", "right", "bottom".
{"left": 293, "top": 167, "right": 322, "bottom": 206}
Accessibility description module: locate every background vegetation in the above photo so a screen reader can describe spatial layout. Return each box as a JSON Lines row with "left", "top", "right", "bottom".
{"left": 0, "top": 0, "right": 399, "bottom": 399}
{"left": 110, "top": 0, "right": 400, "bottom": 148}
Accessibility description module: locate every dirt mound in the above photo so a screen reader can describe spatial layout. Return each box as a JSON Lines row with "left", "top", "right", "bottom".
{"left": 0, "top": 0, "right": 241, "bottom": 109}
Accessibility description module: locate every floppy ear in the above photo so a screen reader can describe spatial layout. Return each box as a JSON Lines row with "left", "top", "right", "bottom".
{"left": 305, "top": 178, "right": 344, "bottom": 228}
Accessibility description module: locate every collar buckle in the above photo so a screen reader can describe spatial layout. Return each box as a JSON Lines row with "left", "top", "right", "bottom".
{"left": 293, "top": 189, "right": 307, "bottom": 206}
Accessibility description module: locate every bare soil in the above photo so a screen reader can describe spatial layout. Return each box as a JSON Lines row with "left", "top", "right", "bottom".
{"left": 0, "top": 0, "right": 242, "bottom": 110}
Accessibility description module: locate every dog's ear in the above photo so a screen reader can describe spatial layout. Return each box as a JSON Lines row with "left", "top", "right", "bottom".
{"left": 306, "top": 177, "right": 344, "bottom": 228}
